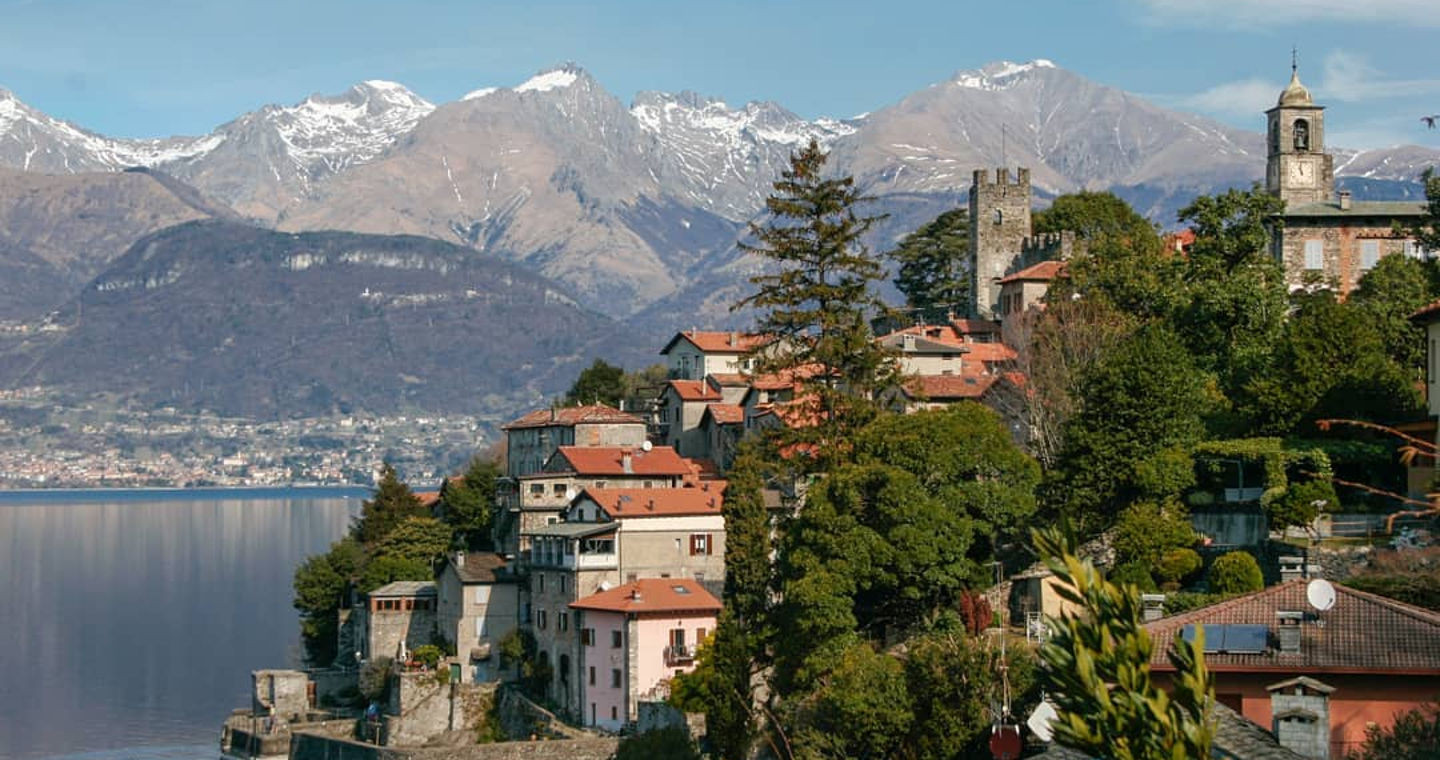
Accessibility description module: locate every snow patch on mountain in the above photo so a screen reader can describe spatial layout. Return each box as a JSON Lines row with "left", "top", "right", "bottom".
{"left": 263, "top": 81, "right": 435, "bottom": 174}
{"left": 952, "top": 59, "right": 1059, "bottom": 91}
{"left": 515, "top": 69, "right": 579, "bottom": 94}
{"left": 462, "top": 87, "right": 498, "bottom": 101}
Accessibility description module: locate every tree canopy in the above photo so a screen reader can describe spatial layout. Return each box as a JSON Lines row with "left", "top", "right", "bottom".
{"left": 889, "top": 207, "right": 970, "bottom": 321}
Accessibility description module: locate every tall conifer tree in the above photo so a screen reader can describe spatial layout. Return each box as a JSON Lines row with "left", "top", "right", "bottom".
{"left": 734, "top": 139, "right": 898, "bottom": 464}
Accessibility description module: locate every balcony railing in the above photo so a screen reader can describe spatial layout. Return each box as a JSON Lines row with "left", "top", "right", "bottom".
{"left": 664, "top": 645, "right": 695, "bottom": 665}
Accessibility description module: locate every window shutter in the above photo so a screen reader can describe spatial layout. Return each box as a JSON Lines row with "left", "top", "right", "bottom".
{"left": 1304, "top": 240, "right": 1324, "bottom": 270}
{"left": 1361, "top": 240, "right": 1380, "bottom": 270}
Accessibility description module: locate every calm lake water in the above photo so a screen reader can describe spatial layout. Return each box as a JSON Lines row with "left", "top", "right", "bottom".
{"left": 0, "top": 489, "right": 365, "bottom": 760}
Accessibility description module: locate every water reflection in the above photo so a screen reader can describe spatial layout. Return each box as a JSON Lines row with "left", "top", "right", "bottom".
{"left": 0, "top": 494, "right": 359, "bottom": 760}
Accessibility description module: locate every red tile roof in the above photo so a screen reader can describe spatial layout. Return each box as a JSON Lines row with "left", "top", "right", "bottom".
{"left": 902, "top": 373, "right": 998, "bottom": 400}
{"left": 580, "top": 484, "right": 726, "bottom": 518}
{"left": 703, "top": 403, "right": 745, "bottom": 425}
{"left": 964, "top": 342, "right": 1019, "bottom": 363}
{"left": 748, "top": 364, "right": 825, "bottom": 391}
{"left": 552, "top": 446, "right": 692, "bottom": 476}
{"left": 885, "top": 324, "right": 968, "bottom": 347}
{"left": 1146, "top": 579, "right": 1440, "bottom": 674}
{"left": 661, "top": 330, "right": 771, "bottom": 355}
{"left": 570, "top": 578, "right": 722, "bottom": 614}
{"left": 415, "top": 491, "right": 441, "bottom": 508}
{"left": 1411, "top": 299, "right": 1440, "bottom": 324}
{"left": 502, "top": 404, "right": 644, "bottom": 430}
{"left": 999, "top": 259, "right": 1067, "bottom": 284}
{"left": 951, "top": 318, "right": 1002, "bottom": 335}
{"left": 706, "top": 373, "right": 752, "bottom": 387}
{"left": 667, "top": 379, "right": 721, "bottom": 402}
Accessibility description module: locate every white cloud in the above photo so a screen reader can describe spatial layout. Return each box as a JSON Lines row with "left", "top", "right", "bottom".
{"left": 1319, "top": 50, "right": 1440, "bottom": 102}
{"left": 1133, "top": 0, "right": 1440, "bottom": 27}
{"left": 1182, "top": 77, "right": 1283, "bottom": 117}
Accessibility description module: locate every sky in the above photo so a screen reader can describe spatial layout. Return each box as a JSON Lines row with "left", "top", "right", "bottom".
{"left": 0, "top": 0, "right": 1436, "bottom": 150}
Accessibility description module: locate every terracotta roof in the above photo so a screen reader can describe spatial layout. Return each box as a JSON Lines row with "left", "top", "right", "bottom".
{"left": 414, "top": 490, "right": 441, "bottom": 508}
{"left": 1146, "top": 579, "right": 1440, "bottom": 674}
{"left": 570, "top": 578, "right": 722, "bottom": 614}
{"left": 999, "top": 259, "right": 1067, "bottom": 284}
{"left": 685, "top": 457, "right": 723, "bottom": 480}
{"left": 448, "top": 552, "right": 509, "bottom": 584}
{"left": 1411, "top": 299, "right": 1440, "bottom": 325}
{"left": 964, "top": 342, "right": 1019, "bottom": 363}
{"left": 706, "top": 373, "right": 752, "bottom": 387}
{"left": 950, "top": 318, "right": 1001, "bottom": 335}
{"left": 502, "top": 404, "right": 644, "bottom": 430}
{"left": 667, "top": 379, "right": 722, "bottom": 402}
{"left": 901, "top": 373, "right": 997, "bottom": 400}
{"left": 552, "top": 446, "right": 692, "bottom": 476}
{"left": 749, "top": 364, "right": 825, "bottom": 391}
{"left": 884, "top": 324, "right": 967, "bottom": 347}
{"left": 661, "top": 330, "right": 771, "bottom": 355}
{"left": 703, "top": 403, "right": 745, "bottom": 425}
{"left": 580, "top": 484, "right": 726, "bottom": 518}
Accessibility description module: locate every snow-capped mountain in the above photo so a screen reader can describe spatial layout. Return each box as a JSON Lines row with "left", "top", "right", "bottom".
{"left": 0, "top": 88, "right": 217, "bottom": 173}
{"left": 3, "top": 60, "right": 1438, "bottom": 323}
{"left": 633, "top": 91, "right": 859, "bottom": 220}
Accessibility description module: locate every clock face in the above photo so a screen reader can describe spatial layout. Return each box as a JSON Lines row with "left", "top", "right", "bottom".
{"left": 1287, "top": 162, "right": 1314, "bottom": 186}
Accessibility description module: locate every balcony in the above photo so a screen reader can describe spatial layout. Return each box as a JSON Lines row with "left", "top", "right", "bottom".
{"left": 664, "top": 645, "right": 695, "bottom": 665}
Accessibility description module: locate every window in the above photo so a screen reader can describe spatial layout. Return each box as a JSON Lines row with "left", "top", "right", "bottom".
{"left": 1361, "top": 240, "right": 1380, "bottom": 270}
{"left": 582, "top": 628, "right": 595, "bottom": 646}
{"left": 476, "top": 617, "right": 486, "bottom": 640}
{"left": 530, "top": 483, "right": 544, "bottom": 496}
{"left": 697, "top": 627, "right": 707, "bottom": 643}
{"left": 611, "top": 706, "right": 617, "bottom": 721}
{"left": 560, "top": 575, "right": 567, "bottom": 593}
{"left": 1293, "top": 118, "right": 1310, "bottom": 151}
{"left": 553, "top": 483, "right": 567, "bottom": 497}
{"left": 690, "top": 534, "right": 711, "bottom": 556}
{"left": 538, "top": 574, "right": 545, "bottom": 593}
{"left": 559, "top": 612, "right": 569, "bottom": 632}
{"left": 474, "top": 586, "right": 490, "bottom": 605}
{"left": 670, "top": 628, "right": 686, "bottom": 649}
{"left": 1304, "top": 240, "right": 1324, "bottom": 270}
{"left": 611, "top": 669, "right": 622, "bottom": 688}
{"left": 589, "top": 666, "right": 595, "bottom": 685}
{"left": 992, "top": 208, "right": 1003, "bottom": 225}
{"left": 612, "top": 630, "right": 623, "bottom": 648}
{"left": 537, "top": 610, "right": 548, "bottom": 630}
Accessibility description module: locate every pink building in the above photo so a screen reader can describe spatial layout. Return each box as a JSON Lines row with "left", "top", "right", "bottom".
{"left": 570, "top": 578, "right": 721, "bottom": 731}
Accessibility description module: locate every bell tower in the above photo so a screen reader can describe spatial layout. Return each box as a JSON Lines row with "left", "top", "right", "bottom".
{"left": 1266, "top": 56, "right": 1334, "bottom": 207}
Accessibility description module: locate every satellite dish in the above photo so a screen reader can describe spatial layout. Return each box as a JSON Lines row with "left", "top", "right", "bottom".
{"left": 598, "top": 580, "right": 612, "bottom": 591}
{"left": 641, "top": 440, "right": 653, "bottom": 452}
{"left": 564, "top": 488, "right": 577, "bottom": 502}
{"left": 1027, "top": 700, "right": 1058, "bottom": 743}
{"left": 1307, "top": 578, "right": 1336, "bottom": 611}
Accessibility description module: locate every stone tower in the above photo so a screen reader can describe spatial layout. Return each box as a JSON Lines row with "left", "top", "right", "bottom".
{"left": 1266, "top": 65, "right": 1334, "bottom": 207}
{"left": 969, "top": 167, "right": 1032, "bottom": 319}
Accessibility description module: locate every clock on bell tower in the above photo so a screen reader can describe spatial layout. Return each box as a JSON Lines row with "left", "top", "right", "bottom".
{"left": 1265, "top": 61, "right": 1334, "bottom": 207}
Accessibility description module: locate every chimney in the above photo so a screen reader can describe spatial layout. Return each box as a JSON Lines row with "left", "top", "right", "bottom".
{"left": 630, "top": 587, "right": 643, "bottom": 602}
{"left": 454, "top": 551, "right": 466, "bottom": 569}
{"left": 1339, "top": 190, "right": 1352, "bottom": 211}
{"left": 729, "top": 330, "right": 738, "bottom": 347}
{"left": 1268, "top": 676, "right": 1335, "bottom": 759}
{"left": 1279, "top": 556, "right": 1305, "bottom": 583}
{"left": 646, "top": 499, "right": 655, "bottom": 512}
{"left": 621, "top": 450, "right": 633, "bottom": 474}
{"left": 1141, "top": 594, "right": 1166, "bottom": 623}
{"left": 1276, "top": 610, "right": 1303, "bottom": 655}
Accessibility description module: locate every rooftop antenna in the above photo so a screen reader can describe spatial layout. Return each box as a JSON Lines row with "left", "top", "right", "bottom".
{"left": 1292, "top": 45, "right": 1298, "bottom": 75}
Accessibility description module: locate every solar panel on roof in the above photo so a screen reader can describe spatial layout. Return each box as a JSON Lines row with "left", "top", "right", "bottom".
{"left": 1180, "top": 623, "right": 1269, "bottom": 654}
{"left": 1222, "top": 624, "right": 1270, "bottom": 654}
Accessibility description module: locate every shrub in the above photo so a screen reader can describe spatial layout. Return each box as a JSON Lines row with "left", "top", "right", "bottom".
{"left": 1163, "top": 592, "right": 1236, "bottom": 616}
{"left": 957, "top": 591, "right": 993, "bottom": 635}
{"left": 1108, "top": 561, "right": 1159, "bottom": 593}
{"left": 615, "top": 727, "right": 701, "bottom": 760}
{"left": 1209, "top": 551, "right": 1264, "bottom": 594}
{"left": 1265, "top": 478, "right": 1338, "bottom": 531}
{"left": 1112, "top": 500, "right": 1195, "bottom": 566}
{"left": 411, "top": 644, "right": 443, "bottom": 669}
{"left": 1155, "top": 548, "right": 1203, "bottom": 590}
{"left": 1345, "top": 571, "right": 1440, "bottom": 612}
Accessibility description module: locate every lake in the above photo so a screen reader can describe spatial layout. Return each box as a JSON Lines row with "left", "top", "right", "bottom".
{"left": 0, "top": 489, "right": 365, "bottom": 760}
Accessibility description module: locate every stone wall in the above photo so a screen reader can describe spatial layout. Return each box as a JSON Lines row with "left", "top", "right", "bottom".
{"left": 382, "top": 673, "right": 498, "bottom": 747}
{"left": 255, "top": 670, "right": 312, "bottom": 719}
{"left": 290, "top": 732, "right": 618, "bottom": 760}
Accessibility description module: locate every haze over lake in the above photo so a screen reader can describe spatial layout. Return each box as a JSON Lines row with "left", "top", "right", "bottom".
{"left": 0, "top": 490, "right": 363, "bottom": 760}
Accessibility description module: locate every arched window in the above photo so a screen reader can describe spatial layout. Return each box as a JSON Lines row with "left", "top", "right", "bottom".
{"left": 992, "top": 208, "right": 1004, "bottom": 225}
{"left": 1293, "top": 119, "right": 1310, "bottom": 152}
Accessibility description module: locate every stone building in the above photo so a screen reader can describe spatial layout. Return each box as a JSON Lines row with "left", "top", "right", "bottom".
{"left": 1265, "top": 66, "right": 1430, "bottom": 292}
{"left": 968, "top": 168, "right": 1079, "bottom": 320}
{"left": 434, "top": 551, "right": 519, "bottom": 684}
{"left": 358, "top": 581, "right": 438, "bottom": 663}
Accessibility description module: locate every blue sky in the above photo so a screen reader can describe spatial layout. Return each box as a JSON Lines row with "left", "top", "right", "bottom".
{"left": 1, "top": 0, "right": 1436, "bottom": 150}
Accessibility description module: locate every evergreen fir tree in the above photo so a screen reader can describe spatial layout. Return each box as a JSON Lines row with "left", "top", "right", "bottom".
{"left": 734, "top": 139, "right": 899, "bottom": 464}
{"left": 889, "top": 208, "right": 969, "bottom": 322}
{"left": 354, "top": 463, "right": 426, "bottom": 545}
